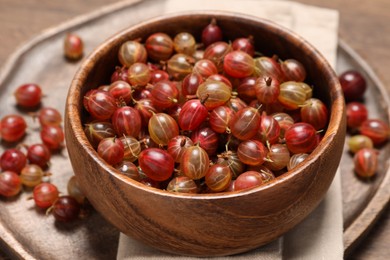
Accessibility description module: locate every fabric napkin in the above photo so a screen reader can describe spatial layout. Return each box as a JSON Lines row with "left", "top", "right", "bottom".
{"left": 116, "top": 0, "right": 343, "bottom": 259}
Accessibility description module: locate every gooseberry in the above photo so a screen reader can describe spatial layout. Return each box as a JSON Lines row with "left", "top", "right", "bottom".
{"left": 33, "top": 183, "right": 59, "bottom": 209}
{"left": 138, "top": 148, "right": 174, "bottom": 181}
{"left": 14, "top": 83, "right": 42, "bottom": 108}
{"left": 0, "top": 114, "right": 27, "bottom": 142}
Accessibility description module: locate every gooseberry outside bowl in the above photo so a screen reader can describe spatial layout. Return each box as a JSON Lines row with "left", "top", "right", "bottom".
{"left": 65, "top": 11, "right": 346, "bottom": 257}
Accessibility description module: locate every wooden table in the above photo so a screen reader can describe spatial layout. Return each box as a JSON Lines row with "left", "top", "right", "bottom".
{"left": 0, "top": 0, "right": 389, "bottom": 259}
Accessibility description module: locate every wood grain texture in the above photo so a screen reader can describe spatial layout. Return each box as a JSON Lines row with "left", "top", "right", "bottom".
{"left": 0, "top": 0, "right": 389, "bottom": 259}
{"left": 65, "top": 12, "right": 346, "bottom": 256}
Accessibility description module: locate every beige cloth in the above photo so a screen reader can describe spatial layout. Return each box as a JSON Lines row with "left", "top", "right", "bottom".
{"left": 116, "top": 0, "right": 343, "bottom": 259}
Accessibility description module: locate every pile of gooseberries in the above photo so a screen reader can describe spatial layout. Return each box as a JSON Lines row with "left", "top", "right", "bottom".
{"left": 1, "top": 61, "right": 87, "bottom": 222}
{"left": 340, "top": 70, "right": 390, "bottom": 179}
{"left": 83, "top": 19, "right": 333, "bottom": 194}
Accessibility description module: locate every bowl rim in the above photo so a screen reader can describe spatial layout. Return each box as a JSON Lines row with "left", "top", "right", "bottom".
{"left": 66, "top": 10, "right": 345, "bottom": 200}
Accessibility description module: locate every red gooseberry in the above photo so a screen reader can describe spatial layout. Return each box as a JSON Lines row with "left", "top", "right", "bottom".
{"left": 118, "top": 40, "right": 147, "bottom": 67}
{"left": 33, "top": 182, "right": 59, "bottom": 209}
{"left": 111, "top": 106, "right": 142, "bottom": 138}
{"left": 300, "top": 98, "right": 329, "bottom": 130}
{"left": 14, "top": 83, "right": 42, "bottom": 108}
{"left": 180, "top": 145, "right": 210, "bottom": 180}
{"left": 346, "top": 102, "right": 368, "bottom": 129}
{"left": 0, "top": 114, "right": 27, "bottom": 142}
{"left": 353, "top": 148, "right": 378, "bottom": 178}
{"left": 339, "top": 70, "right": 366, "bottom": 101}
{"left": 359, "top": 119, "right": 390, "bottom": 145}
{"left": 40, "top": 125, "right": 65, "bottom": 150}
{"left": 97, "top": 137, "right": 124, "bottom": 165}
{"left": 167, "top": 176, "right": 198, "bottom": 194}
{"left": 223, "top": 50, "right": 255, "bottom": 78}
{"left": 234, "top": 171, "right": 264, "bottom": 191}
{"left": 0, "top": 148, "right": 27, "bottom": 173}
{"left": 0, "top": 171, "right": 22, "bottom": 197}
{"left": 285, "top": 122, "right": 318, "bottom": 154}
{"left": 201, "top": 18, "right": 223, "bottom": 47}
{"left": 27, "top": 144, "right": 51, "bottom": 168}
{"left": 191, "top": 127, "right": 219, "bottom": 156}
{"left": 64, "top": 33, "right": 83, "bottom": 60}
{"left": 178, "top": 99, "right": 208, "bottom": 131}
{"left": 138, "top": 148, "right": 174, "bottom": 181}
{"left": 205, "top": 164, "right": 232, "bottom": 192}
{"left": 148, "top": 113, "right": 179, "bottom": 146}
{"left": 145, "top": 32, "right": 174, "bottom": 62}
{"left": 52, "top": 196, "right": 81, "bottom": 222}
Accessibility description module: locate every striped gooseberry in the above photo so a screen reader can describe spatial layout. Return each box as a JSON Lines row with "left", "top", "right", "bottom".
{"left": 229, "top": 107, "right": 261, "bottom": 140}
{"left": 209, "top": 106, "right": 234, "bottom": 134}
{"left": 84, "top": 121, "right": 116, "bottom": 148}
{"left": 300, "top": 98, "right": 329, "bottom": 130}
{"left": 254, "top": 56, "right": 284, "bottom": 82}
{"left": 84, "top": 90, "right": 117, "bottom": 120}
{"left": 280, "top": 58, "right": 306, "bottom": 82}
{"left": 14, "top": 83, "right": 42, "bottom": 108}
{"left": 348, "top": 135, "right": 374, "bottom": 154}
{"left": 115, "top": 161, "right": 140, "bottom": 181}
{"left": 205, "top": 164, "right": 232, "bottom": 192}
{"left": 285, "top": 122, "right": 318, "bottom": 154}
{"left": 118, "top": 40, "right": 147, "bottom": 67}
{"left": 108, "top": 80, "right": 133, "bottom": 104}
{"left": 128, "top": 62, "right": 151, "bottom": 88}
{"left": 167, "top": 176, "right": 198, "bottom": 194}
{"left": 278, "top": 81, "right": 308, "bottom": 110}
{"left": 232, "top": 36, "right": 255, "bottom": 56}
{"left": 0, "top": 114, "right": 27, "bottom": 142}
{"left": 180, "top": 145, "right": 210, "bottom": 180}
{"left": 359, "top": 119, "right": 390, "bottom": 145}
{"left": 148, "top": 113, "right": 179, "bottom": 146}
{"left": 40, "top": 125, "right": 65, "bottom": 150}
{"left": 217, "top": 151, "right": 245, "bottom": 179}
{"left": 203, "top": 41, "right": 232, "bottom": 72}
{"left": 201, "top": 18, "right": 223, "bottom": 47}
{"left": 120, "top": 136, "right": 141, "bottom": 162}
{"left": 33, "top": 183, "right": 59, "bottom": 209}
{"left": 20, "top": 164, "right": 44, "bottom": 187}
{"left": 237, "top": 140, "right": 268, "bottom": 166}
{"left": 346, "top": 102, "right": 368, "bottom": 129}
{"left": 150, "top": 80, "right": 179, "bottom": 108}
{"left": 173, "top": 32, "right": 196, "bottom": 55}
{"left": 191, "top": 126, "right": 219, "bottom": 156}
{"left": 0, "top": 148, "right": 27, "bottom": 173}
{"left": 178, "top": 99, "right": 208, "bottom": 131}
{"left": 353, "top": 148, "right": 378, "bottom": 178}
{"left": 111, "top": 106, "right": 142, "bottom": 138}
{"left": 255, "top": 77, "right": 280, "bottom": 105}
{"left": 223, "top": 50, "right": 255, "bottom": 78}
{"left": 167, "top": 135, "right": 194, "bottom": 163}
{"left": 287, "top": 153, "right": 309, "bottom": 171}
{"left": 0, "top": 171, "right": 22, "bottom": 197}
{"left": 27, "top": 144, "right": 51, "bottom": 169}
{"left": 97, "top": 137, "right": 124, "bottom": 165}
{"left": 145, "top": 32, "right": 174, "bottom": 62}
{"left": 263, "top": 144, "right": 290, "bottom": 171}
{"left": 196, "top": 80, "right": 232, "bottom": 110}
{"left": 193, "top": 59, "right": 218, "bottom": 79}
{"left": 234, "top": 171, "right": 264, "bottom": 191}
{"left": 167, "top": 53, "right": 195, "bottom": 80}
{"left": 138, "top": 148, "right": 174, "bottom": 181}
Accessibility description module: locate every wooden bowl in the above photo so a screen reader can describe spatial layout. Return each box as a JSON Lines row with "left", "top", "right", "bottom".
{"left": 65, "top": 11, "right": 346, "bottom": 257}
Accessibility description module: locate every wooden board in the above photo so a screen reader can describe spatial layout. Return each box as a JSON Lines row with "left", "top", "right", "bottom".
{"left": 0, "top": 0, "right": 389, "bottom": 258}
